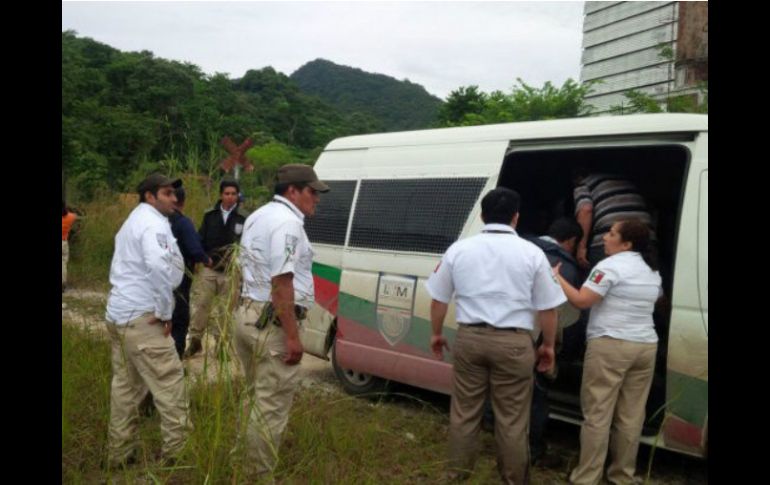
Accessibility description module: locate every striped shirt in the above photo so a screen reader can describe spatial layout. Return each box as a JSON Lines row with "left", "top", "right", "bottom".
{"left": 574, "top": 173, "right": 652, "bottom": 247}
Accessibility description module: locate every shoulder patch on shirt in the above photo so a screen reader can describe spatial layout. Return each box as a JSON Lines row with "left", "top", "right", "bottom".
{"left": 156, "top": 233, "right": 168, "bottom": 250}
{"left": 285, "top": 234, "right": 299, "bottom": 257}
{"left": 588, "top": 269, "right": 605, "bottom": 284}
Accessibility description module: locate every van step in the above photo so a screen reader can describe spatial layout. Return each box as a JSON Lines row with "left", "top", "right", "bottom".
{"left": 547, "top": 390, "right": 661, "bottom": 437}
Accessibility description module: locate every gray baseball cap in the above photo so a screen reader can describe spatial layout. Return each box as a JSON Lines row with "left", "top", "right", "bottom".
{"left": 137, "top": 173, "right": 182, "bottom": 195}
{"left": 277, "top": 164, "right": 330, "bottom": 193}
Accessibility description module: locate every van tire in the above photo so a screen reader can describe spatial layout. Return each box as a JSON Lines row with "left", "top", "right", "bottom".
{"left": 332, "top": 341, "right": 389, "bottom": 396}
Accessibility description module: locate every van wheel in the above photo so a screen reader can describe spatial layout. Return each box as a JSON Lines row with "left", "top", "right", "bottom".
{"left": 332, "top": 341, "right": 388, "bottom": 396}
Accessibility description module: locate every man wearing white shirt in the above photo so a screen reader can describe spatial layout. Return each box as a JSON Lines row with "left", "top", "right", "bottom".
{"left": 104, "top": 173, "right": 190, "bottom": 468}
{"left": 426, "top": 187, "right": 566, "bottom": 485}
{"left": 234, "top": 164, "right": 329, "bottom": 477}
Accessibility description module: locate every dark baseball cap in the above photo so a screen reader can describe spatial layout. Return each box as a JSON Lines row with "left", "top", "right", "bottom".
{"left": 137, "top": 173, "right": 182, "bottom": 195}
{"left": 277, "top": 164, "right": 330, "bottom": 193}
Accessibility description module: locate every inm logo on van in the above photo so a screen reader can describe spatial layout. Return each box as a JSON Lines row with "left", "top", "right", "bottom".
{"left": 376, "top": 274, "right": 417, "bottom": 346}
{"left": 382, "top": 283, "right": 409, "bottom": 299}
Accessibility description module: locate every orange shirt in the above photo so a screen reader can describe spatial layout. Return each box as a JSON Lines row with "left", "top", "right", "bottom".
{"left": 62, "top": 212, "right": 77, "bottom": 241}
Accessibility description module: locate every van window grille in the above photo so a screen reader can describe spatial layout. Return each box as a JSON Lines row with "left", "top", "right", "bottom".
{"left": 305, "top": 180, "right": 357, "bottom": 245}
{"left": 349, "top": 178, "right": 486, "bottom": 253}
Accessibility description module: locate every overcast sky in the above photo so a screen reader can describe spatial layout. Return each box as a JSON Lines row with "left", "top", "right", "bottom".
{"left": 62, "top": 1, "right": 585, "bottom": 100}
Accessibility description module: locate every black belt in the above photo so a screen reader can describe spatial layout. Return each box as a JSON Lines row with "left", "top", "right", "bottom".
{"left": 248, "top": 301, "right": 308, "bottom": 329}
{"left": 463, "top": 322, "right": 528, "bottom": 332}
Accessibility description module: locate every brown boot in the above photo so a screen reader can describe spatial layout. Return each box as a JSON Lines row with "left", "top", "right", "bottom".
{"left": 183, "top": 337, "right": 202, "bottom": 359}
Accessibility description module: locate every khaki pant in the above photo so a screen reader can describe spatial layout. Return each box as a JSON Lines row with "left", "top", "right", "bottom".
{"left": 189, "top": 266, "right": 230, "bottom": 340}
{"left": 569, "top": 337, "right": 657, "bottom": 485}
{"left": 62, "top": 240, "right": 69, "bottom": 286}
{"left": 233, "top": 299, "right": 302, "bottom": 476}
{"left": 449, "top": 325, "right": 535, "bottom": 485}
{"left": 105, "top": 314, "right": 191, "bottom": 465}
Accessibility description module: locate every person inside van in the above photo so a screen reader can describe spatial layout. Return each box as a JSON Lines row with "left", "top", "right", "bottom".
{"left": 573, "top": 171, "right": 654, "bottom": 270}
{"left": 553, "top": 218, "right": 662, "bottom": 485}
{"left": 526, "top": 217, "right": 584, "bottom": 464}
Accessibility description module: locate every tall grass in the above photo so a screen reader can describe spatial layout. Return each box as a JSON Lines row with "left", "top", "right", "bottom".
{"left": 62, "top": 317, "right": 471, "bottom": 484}
{"left": 61, "top": 324, "right": 112, "bottom": 482}
{"left": 63, "top": 248, "right": 490, "bottom": 484}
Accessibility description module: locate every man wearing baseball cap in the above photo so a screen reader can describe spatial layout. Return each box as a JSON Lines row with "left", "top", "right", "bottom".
{"left": 233, "top": 163, "right": 328, "bottom": 477}
{"left": 104, "top": 173, "right": 191, "bottom": 467}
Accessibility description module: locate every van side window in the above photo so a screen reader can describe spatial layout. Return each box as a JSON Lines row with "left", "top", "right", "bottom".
{"left": 349, "top": 178, "right": 486, "bottom": 254}
{"left": 305, "top": 180, "right": 357, "bottom": 245}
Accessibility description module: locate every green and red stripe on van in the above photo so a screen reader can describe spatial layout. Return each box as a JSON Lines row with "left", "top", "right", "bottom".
{"left": 312, "top": 262, "right": 455, "bottom": 392}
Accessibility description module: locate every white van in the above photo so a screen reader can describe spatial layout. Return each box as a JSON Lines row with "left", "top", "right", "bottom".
{"left": 304, "top": 113, "right": 708, "bottom": 458}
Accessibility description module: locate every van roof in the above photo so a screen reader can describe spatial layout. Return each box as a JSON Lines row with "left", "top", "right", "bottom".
{"left": 324, "top": 113, "right": 707, "bottom": 150}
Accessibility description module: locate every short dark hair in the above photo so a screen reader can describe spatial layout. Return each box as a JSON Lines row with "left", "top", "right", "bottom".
{"left": 274, "top": 181, "right": 309, "bottom": 196}
{"left": 481, "top": 187, "right": 520, "bottom": 225}
{"left": 175, "top": 186, "right": 186, "bottom": 204}
{"left": 615, "top": 218, "right": 657, "bottom": 270}
{"left": 615, "top": 218, "right": 649, "bottom": 251}
{"left": 547, "top": 217, "right": 583, "bottom": 243}
{"left": 139, "top": 187, "right": 160, "bottom": 203}
{"left": 220, "top": 179, "right": 240, "bottom": 194}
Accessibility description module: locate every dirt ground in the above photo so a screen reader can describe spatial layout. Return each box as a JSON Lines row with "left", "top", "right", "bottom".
{"left": 62, "top": 288, "right": 706, "bottom": 484}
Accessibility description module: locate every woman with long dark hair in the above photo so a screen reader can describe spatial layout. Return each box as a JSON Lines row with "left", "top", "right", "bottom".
{"left": 554, "top": 218, "right": 661, "bottom": 485}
